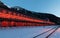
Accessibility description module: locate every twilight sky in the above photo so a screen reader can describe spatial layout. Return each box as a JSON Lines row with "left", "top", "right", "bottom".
{"left": 0, "top": 0, "right": 60, "bottom": 38}
{"left": 1, "top": 0, "right": 60, "bottom": 17}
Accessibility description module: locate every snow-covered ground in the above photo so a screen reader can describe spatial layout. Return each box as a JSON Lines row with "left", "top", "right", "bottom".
{"left": 0, "top": 25, "right": 60, "bottom": 38}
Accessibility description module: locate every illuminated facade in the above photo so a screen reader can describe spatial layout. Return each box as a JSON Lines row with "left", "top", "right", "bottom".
{"left": 0, "top": 1, "right": 56, "bottom": 27}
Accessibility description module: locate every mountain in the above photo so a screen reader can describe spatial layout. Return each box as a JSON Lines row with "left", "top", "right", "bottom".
{"left": 11, "top": 6, "right": 60, "bottom": 25}
{"left": 0, "top": 1, "right": 8, "bottom": 9}
{"left": 0, "top": 1, "right": 60, "bottom": 25}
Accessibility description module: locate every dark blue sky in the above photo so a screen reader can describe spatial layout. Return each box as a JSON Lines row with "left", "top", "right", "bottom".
{"left": 1, "top": 0, "right": 60, "bottom": 17}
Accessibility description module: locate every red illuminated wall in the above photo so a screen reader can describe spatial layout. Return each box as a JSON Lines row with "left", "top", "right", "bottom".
{"left": 0, "top": 8, "right": 55, "bottom": 27}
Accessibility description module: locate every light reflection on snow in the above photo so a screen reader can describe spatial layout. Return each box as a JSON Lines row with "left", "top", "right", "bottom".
{"left": 0, "top": 26, "right": 60, "bottom": 38}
